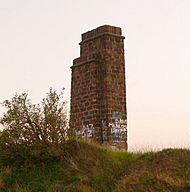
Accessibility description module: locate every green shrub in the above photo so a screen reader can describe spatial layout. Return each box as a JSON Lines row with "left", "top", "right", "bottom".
{"left": 0, "top": 88, "right": 70, "bottom": 164}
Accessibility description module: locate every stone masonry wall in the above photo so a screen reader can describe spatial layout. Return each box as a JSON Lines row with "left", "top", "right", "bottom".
{"left": 70, "top": 25, "right": 127, "bottom": 149}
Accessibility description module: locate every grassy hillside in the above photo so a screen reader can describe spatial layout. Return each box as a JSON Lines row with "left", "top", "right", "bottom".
{"left": 0, "top": 141, "right": 190, "bottom": 192}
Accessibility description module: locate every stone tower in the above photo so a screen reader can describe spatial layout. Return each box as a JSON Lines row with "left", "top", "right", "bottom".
{"left": 70, "top": 25, "right": 127, "bottom": 150}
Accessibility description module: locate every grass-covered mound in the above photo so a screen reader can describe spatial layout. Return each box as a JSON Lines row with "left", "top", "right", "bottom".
{"left": 0, "top": 141, "right": 190, "bottom": 192}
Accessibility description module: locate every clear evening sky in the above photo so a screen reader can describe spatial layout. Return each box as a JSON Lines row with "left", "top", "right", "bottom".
{"left": 1, "top": 0, "right": 190, "bottom": 150}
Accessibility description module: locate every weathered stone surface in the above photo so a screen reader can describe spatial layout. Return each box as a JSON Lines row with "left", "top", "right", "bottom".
{"left": 70, "top": 25, "right": 127, "bottom": 150}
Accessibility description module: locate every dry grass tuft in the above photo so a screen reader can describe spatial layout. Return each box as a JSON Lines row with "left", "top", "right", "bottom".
{"left": 0, "top": 179, "right": 4, "bottom": 189}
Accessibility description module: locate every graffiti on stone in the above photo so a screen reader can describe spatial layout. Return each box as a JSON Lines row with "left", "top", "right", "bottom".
{"left": 110, "top": 112, "right": 127, "bottom": 144}
{"left": 100, "top": 112, "right": 127, "bottom": 145}
{"left": 77, "top": 112, "right": 127, "bottom": 148}
{"left": 109, "top": 119, "right": 127, "bottom": 143}
{"left": 102, "top": 120, "right": 108, "bottom": 143}
{"left": 77, "top": 123, "right": 95, "bottom": 139}
{"left": 112, "top": 111, "right": 126, "bottom": 120}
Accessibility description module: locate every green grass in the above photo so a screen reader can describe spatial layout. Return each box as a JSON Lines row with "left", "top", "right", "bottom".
{"left": 0, "top": 141, "right": 190, "bottom": 192}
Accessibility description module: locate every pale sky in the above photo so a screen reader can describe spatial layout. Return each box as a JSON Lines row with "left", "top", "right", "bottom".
{"left": 1, "top": 0, "right": 190, "bottom": 150}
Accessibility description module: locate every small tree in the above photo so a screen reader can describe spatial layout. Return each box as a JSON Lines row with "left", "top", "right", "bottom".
{"left": 0, "top": 88, "right": 68, "bottom": 162}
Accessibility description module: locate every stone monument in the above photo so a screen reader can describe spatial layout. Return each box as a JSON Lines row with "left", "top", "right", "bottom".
{"left": 70, "top": 25, "right": 127, "bottom": 150}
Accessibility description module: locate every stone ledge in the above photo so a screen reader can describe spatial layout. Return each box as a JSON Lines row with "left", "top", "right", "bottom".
{"left": 80, "top": 32, "right": 125, "bottom": 45}
{"left": 71, "top": 58, "right": 99, "bottom": 68}
{"left": 80, "top": 25, "right": 124, "bottom": 44}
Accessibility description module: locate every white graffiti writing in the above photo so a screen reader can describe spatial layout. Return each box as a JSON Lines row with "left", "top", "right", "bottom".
{"left": 77, "top": 123, "right": 95, "bottom": 139}
{"left": 109, "top": 119, "right": 127, "bottom": 142}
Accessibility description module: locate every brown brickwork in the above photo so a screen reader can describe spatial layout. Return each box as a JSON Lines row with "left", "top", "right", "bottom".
{"left": 70, "top": 25, "right": 127, "bottom": 148}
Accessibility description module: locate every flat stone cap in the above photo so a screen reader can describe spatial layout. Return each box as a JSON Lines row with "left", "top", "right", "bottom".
{"left": 81, "top": 25, "right": 122, "bottom": 41}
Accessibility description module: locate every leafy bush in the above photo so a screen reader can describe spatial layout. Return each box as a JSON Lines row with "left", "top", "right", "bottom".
{"left": 0, "top": 88, "right": 69, "bottom": 163}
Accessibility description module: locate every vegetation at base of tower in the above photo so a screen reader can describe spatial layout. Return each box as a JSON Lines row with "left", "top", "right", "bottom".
{"left": 0, "top": 88, "right": 69, "bottom": 163}
{"left": 0, "top": 91, "right": 190, "bottom": 192}
{"left": 0, "top": 141, "right": 190, "bottom": 192}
